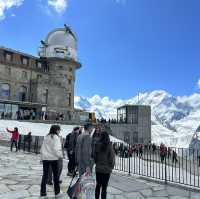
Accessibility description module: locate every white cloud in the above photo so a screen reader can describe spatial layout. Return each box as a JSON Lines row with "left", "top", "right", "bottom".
{"left": 48, "top": 0, "right": 67, "bottom": 14}
{"left": 0, "top": 0, "right": 24, "bottom": 20}
{"left": 197, "top": 79, "right": 200, "bottom": 89}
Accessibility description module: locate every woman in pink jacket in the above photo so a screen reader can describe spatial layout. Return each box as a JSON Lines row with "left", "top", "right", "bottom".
{"left": 6, "top": 127, "right": 20, "bottom": 152}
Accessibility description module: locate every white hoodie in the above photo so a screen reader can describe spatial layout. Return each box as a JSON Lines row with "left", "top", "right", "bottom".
{"left": 40, "top": 134, "right": 63, "bottom": 161}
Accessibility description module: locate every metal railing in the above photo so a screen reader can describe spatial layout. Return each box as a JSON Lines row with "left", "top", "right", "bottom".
{"left": 1, "top": 135, "right": 200, "bottom": 189}
{"left": 113, "top": 142, "right": 200, "bottom": 188}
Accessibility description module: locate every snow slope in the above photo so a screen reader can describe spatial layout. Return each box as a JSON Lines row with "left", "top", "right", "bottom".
{"left": 0, "top": 120, "right": 122, "bottom": 143}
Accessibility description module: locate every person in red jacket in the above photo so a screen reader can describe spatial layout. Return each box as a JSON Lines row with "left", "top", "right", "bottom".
{"left": 6, "top": 127, "right": 20, "bottom": 152}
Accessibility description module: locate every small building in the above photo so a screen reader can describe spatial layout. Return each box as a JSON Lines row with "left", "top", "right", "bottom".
{"left": 110, "top": 105, "right": 151, "bottom": 144}
{"left": 73, "top": 109, "right": 96, "bottom": 123}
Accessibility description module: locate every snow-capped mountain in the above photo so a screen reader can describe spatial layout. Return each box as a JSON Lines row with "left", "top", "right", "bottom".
{"left": 75, "top": 90, "right": 200, "bottom": 148}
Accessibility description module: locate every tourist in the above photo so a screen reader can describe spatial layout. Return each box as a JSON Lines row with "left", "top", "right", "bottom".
{"left": 160, "top": 143, "right": 167, "bottom": 163}
{"left": 91, "top": 126, "right": 101, "bottom": 159}
{"left": 94, "top": 131, "right": 115, "bottom": 199}
{"left": 47, "top": 133, "right": 65, "bottom": 185}
{"left": 64, "top": 127, "right": 79, "bottom": 176}
{"left": 23, "top": 132, "right": 32, "bottom": 152}
{"left": 152, "top": 143, "right": 157, "bottom": 153}
{"left": 75, "top": 123, "right": 94, "bottom": 176}
{"left": 1, "top": 112, "right": 4, "bottom": 119}
{"left": 172, "top": 150, "right": 178, "bottom": 163}
{"left": 6, "top": 127, "right": 20, "bottom": 152}
{"left": 198, "top": 155, "right": 200, "bottom": 167}
{"left": 40, "top": 125, "right": 64, "bottom": 198}
{"left": 32, "top": 110, "right": 36, "bottom": 120}
{"left": 139, "top": 144, "right": 143, "bottom": 158}
{"left": 18, "top": 134, "right": 22, "bottom": 151}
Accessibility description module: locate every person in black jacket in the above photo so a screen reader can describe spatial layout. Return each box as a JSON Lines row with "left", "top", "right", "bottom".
{"left": 23, "top": 132, "right": 32, "bottom": 152}
{"left": 64, "top": 127, "right": 79, "bottom": 176}
{"left": 94, "top": 131, "right": 115, "bottom": 199}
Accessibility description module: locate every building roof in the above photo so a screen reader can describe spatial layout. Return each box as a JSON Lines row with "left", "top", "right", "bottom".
{"left": 117, "top": 104, "right": 151, "bottom": 109}
{"left": 0, "top": 46, "right": 39, "bottom": 60}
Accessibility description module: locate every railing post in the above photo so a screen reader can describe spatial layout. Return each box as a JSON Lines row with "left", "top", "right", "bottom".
{"left": 165, "top": 154, "right": 167, "bottom": 184}
{"left": 128, "top": 143, "right": 131, "bottom": 175}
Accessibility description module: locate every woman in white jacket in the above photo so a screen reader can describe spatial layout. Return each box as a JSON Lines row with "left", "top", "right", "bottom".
{"left": 40, "top": 125, "right": 64, "bottom": 198}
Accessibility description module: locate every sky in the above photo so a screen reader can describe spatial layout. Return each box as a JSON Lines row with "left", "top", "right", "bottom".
{"left": 0, "top": 0, "right": 200, "bottom": 99}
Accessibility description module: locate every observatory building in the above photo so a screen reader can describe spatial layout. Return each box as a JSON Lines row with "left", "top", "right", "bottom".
{"left": 0, "top": 25, "right": 81, "bottom": 121}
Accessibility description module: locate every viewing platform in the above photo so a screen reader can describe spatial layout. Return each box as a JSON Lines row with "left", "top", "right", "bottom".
{"left": 0, "top": 145, "right": 199, "bottom": 199}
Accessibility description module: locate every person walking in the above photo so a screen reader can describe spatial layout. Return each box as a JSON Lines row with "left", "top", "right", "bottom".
{"left": 94, "top": 131, "right": 115, "bottom": 199}
{"left": 6, "top": 127, "right": 20, "bottom": 152}
{"left": 75, "top": 123, "right": 93, "bottom": 176}
{"left": 64, "top": 127, "right": 79, "bottom": 176}
{"left": 40, "top": 125, "right": 65, "bottom": 199}
{"left": 23, "top": 132, "right": 32, "bottom": 152}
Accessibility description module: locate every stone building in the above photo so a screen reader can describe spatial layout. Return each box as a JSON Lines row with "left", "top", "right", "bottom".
{"left": 0, "top": 25, "right": 81, "bottom": 120}
{"left": 109, "top": 105, "right": 151, "bottom": 144}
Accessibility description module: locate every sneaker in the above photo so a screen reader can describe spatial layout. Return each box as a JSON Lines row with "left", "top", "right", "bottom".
{"left": 55, "top": 191, "right": 66, "bottom": 198}
{"left": 39, "top": 196, "right": 48, "bottom": 199}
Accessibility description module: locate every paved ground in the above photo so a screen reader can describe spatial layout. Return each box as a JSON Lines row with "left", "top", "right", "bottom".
{"left": 0, "top": 145, "right": 199, "bottom": 199}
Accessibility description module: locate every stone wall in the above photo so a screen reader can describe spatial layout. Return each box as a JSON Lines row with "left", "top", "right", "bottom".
{"left": 0, "top": 48, "right": 79, "bottom": 121}
{"left": 109, "top": 123, "right": 151, "bottom": 144}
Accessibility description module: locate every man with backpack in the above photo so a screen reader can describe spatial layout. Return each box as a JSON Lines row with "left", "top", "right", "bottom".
{"left": 64, "top": 127, "right": 80, "bottom": 176}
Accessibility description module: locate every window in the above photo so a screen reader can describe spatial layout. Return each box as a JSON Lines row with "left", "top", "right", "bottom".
{"left": 64, "top": 74, "right": 67, "bottom": 79}
{"left": 17, "top": 86, "right": 27, "bottom": 101}
{"left": 59, "top": 65, "right": 63, "bottom": 69}
{"left": 0, "top": 103, "right": 5, "bottom": 115}
{"left": 69, "top": 67, "right": 72, "bottom": 72}
{"left": 117, "top": 107, "right": 127, "bottom": 123}
{"left": 22, "top": 71, "right": 28, "bottom": 79}
{"left": 22, "top": 57, "right": 28, "bottom": 65}
{"left": 67, "top": 93, "right": 71, "bottom": 107}
{"left": 0, "top": 84, "right": 10, "bottom": 99}
{"left": 132, "top": 107, "right": 138, "bottom": 124}
{"left": 133, "top": 132, "right": 138, "bottom": 143}
{"left": 44, "top": 89, "right": 48, "bottom": 104}
{"left": 5, "top": 53, "right": 12, "bottom": 62}
{"left": 37, "top": 62, "right": 42, "bottom": 68}
{"left": 68, "top": 78, "right": 72, "bottom": 85}
{"left": 55, "top": 49, "right": 65, "bottom": 58}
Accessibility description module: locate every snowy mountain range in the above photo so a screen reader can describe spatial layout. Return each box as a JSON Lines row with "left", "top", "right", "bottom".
{"left": 75, "top": 90, "right": 200, "bottom": 148}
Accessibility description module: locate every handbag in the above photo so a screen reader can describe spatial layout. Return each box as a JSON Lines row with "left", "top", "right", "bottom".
{"left": 79, "top": 171, "right": 95, "bottom": 199}
{"left": 67, "top": 176, "right": 81, "bottom": 199}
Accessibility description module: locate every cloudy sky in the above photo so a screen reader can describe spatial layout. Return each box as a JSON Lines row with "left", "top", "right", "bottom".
{"left": 0, "top": 0, "right": 200, "bottom": 99}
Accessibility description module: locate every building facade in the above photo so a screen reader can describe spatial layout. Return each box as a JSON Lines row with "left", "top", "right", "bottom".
{"left": 0, "top": 25, "right": 81, "bottom": 121}
{"left": 109, "top": 105, "right": 151, "bottom": 144}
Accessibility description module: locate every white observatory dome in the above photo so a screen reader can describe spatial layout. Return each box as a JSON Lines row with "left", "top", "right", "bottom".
{"left": 47, "top": 29, "right": 76, "bottom": 49}
{"left": 38, "top": 26, "right": 78, "bottom": 61}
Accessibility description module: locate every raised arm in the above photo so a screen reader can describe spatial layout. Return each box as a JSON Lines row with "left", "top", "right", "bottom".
{"left": 6, "top": 128, "right": 13, "bottom": 134}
